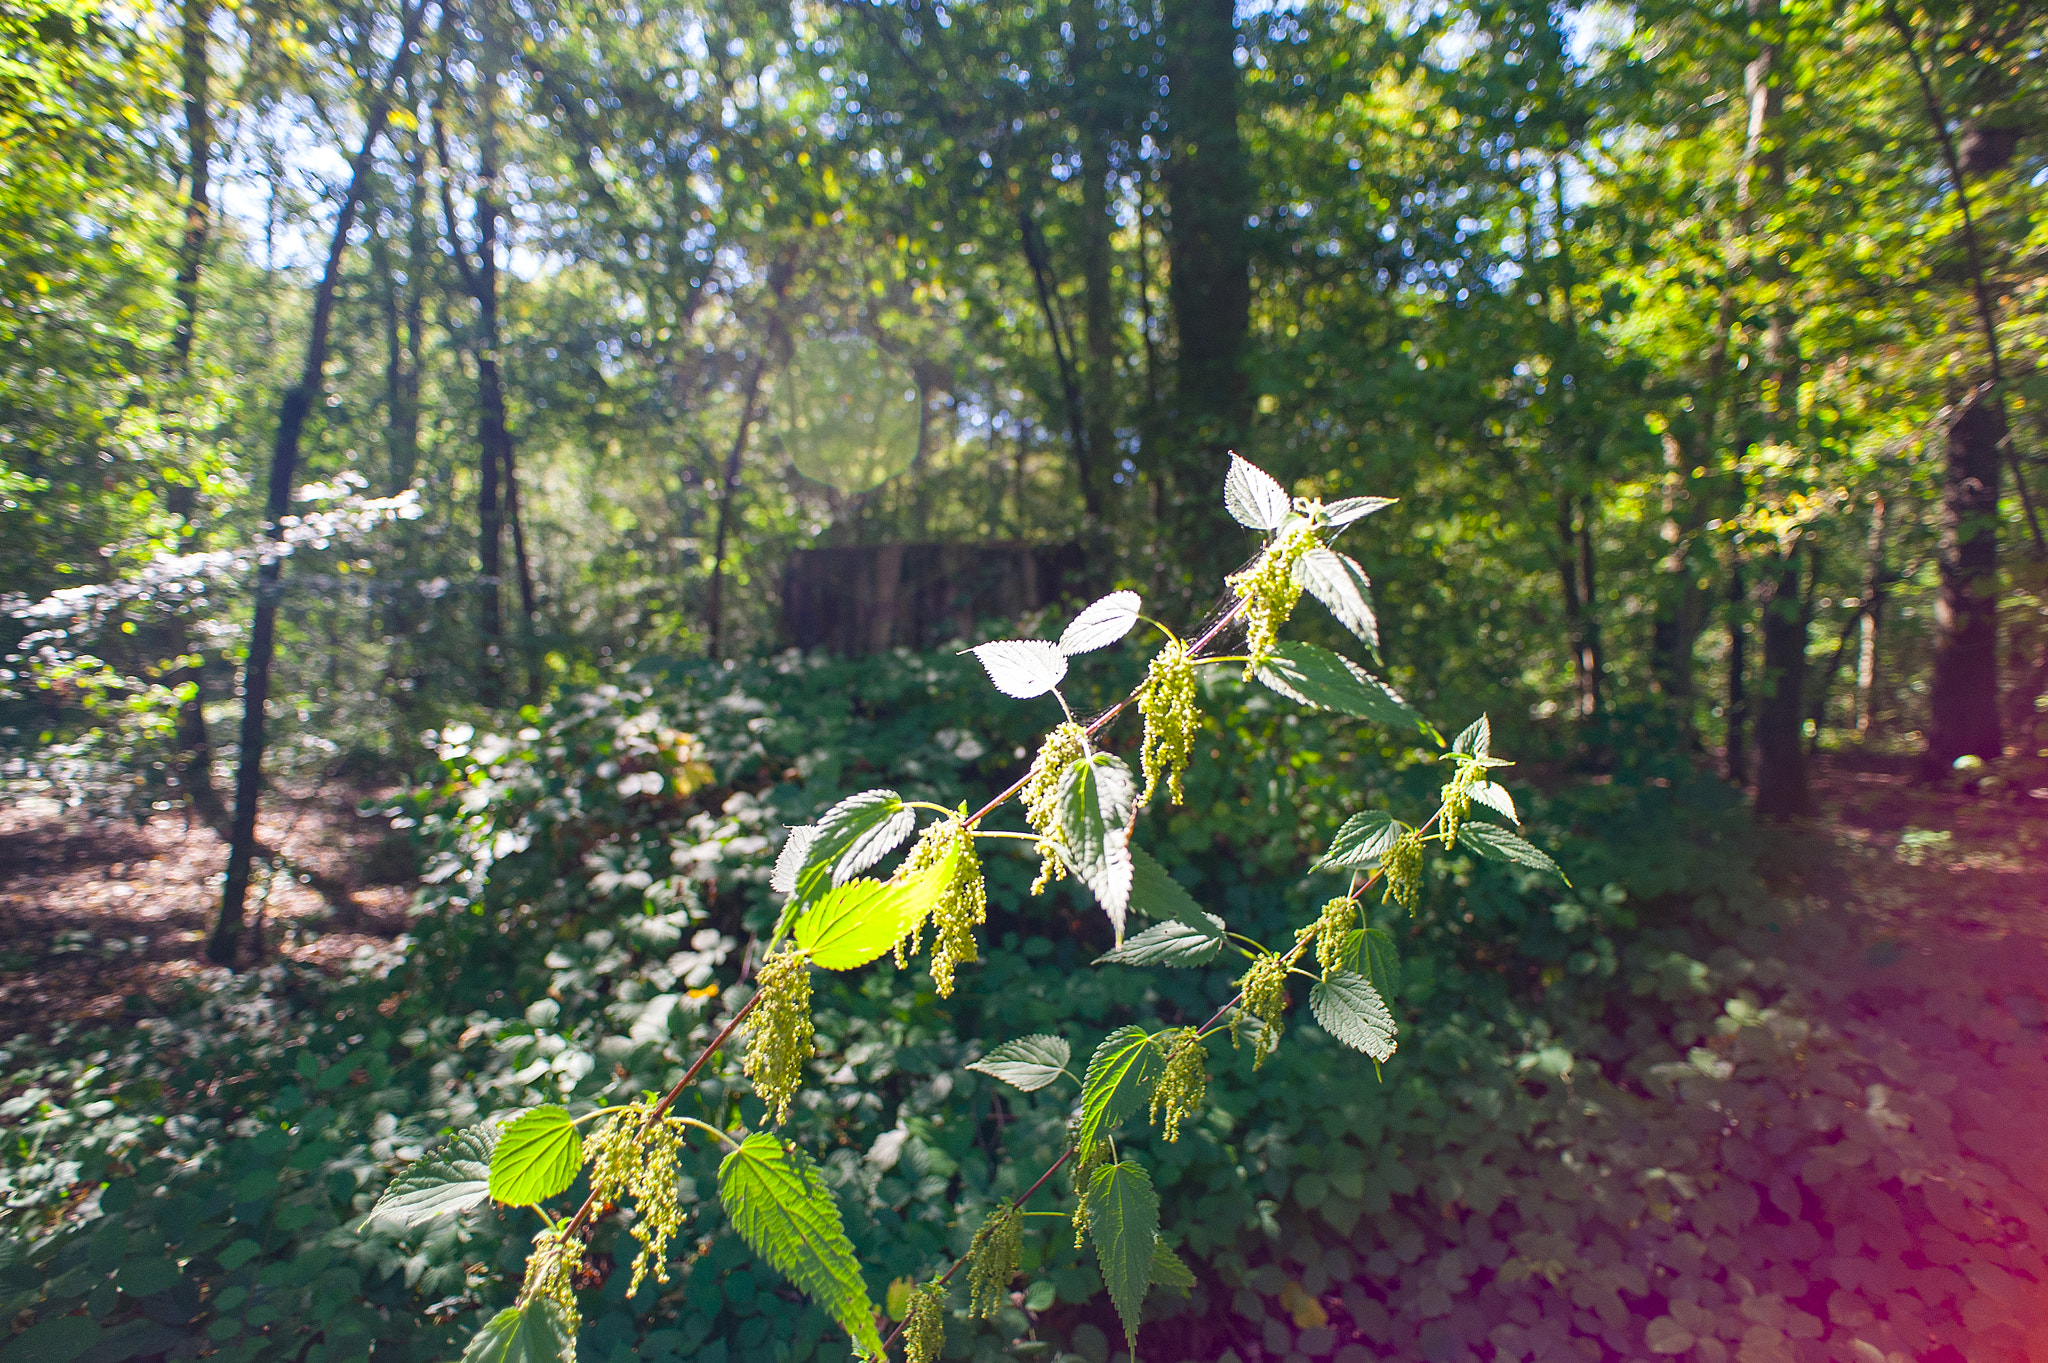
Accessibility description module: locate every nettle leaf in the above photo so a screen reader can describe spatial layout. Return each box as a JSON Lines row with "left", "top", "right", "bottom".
{"left": 1150, "top": 1240, "right": 1196, "bottom": 1296}
{"left": 771, "top": 825, "right": 818, "bottom": 896}
{"left": 719, "top": 1134, "right": 883, "bottom": 1359}
{"left": 1317, "top": 810, "right": 1403, "bottom": 870}
{"left": 826, "top": 792, "right": 918, "bottom": 885}
{"left": 487, "top": 1106, "right": 581, "bottom": 1207}
{"left": 1458, "top": 822, "right": 1567, "bottom": 882}
{"left": 1057, "top": 753, "right": 1138, "bottom": 941}
{"left": 967, "top": 1035, "right": 1071, "bottom": 1092}
{"left": 1451, "top": 714, "right": 1490, "bottom": 759}
{"left": 1086, "top": 1161, "right": 1160, "bottom": 1351}
{"left": 1254, "top": 643, "right": 1423, "bottom": 732}
{"left": 1059, "top": 590, "right": 1143, "bottom": 655}
{"left": 1293, "top": 547, "right": 1378, "bottom": 648}
{"left": 1309, "top": 970, "right": 1398, "bottom": 1063}
{"left": 1095, "top": 915, "right": 1224, "bottom": 968}
{"left": 1223, "top": 453, "right": 1290, "bottom": 530}
{"left": 1358, "top": 926, "right": 1400, "bottom": 997}
{"left": 1128, "top": 846, "right": 1216, "bottom": 933}
{"left": 368, "top": 1123, "right": 497, "bottom": 1230}
{"left": 796, "top": 855, "right": 951, "bottom": 970}
{"left": 1078, "top": 1026, "right": 1162, "bottom": 1152}
{"left": 1322, "top": 495, "right": 1395, "bottom": 527}
{"left": 966, "top": 639, "right": 1068, "bottom": 699}
{"left": 1470, "top": 781, "right": 1518, "bottom": 825}
{"left": 460, "top": 1302, "right": 574, "bottom": 1363}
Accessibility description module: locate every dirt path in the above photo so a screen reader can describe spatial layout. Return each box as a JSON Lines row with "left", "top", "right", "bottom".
{"left": 0, "top": 784, "right": 412, "bottom": 1035}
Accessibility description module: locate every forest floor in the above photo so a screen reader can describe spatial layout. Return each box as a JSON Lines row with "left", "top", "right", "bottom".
{"left": 2, "top": 754, "right": 2045, "bottom": 1361}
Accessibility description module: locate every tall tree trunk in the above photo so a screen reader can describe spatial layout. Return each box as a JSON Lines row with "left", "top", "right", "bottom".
{"left": 1753, "top": 552, "right": 1816, "bottom": 817}
{"left": 1856, "top": 495, "right": 1887, "bottom": 736}
{"left": 1079, "top": 32, "right": 1118, "bottom": 517}
{"left": 1162, "top": 0, "right": 1251, "bottom": 568}
{"left": 707, "top": 251, "right": 798, "bottom": 657}
{"left": 1555, "top": 497, "right": 1601, "bottom": 719}
{"left": 212, "top": 3, "right": 424, "bottom": 966}
{"left": 1018, "top": 204, "right": 1096, "bottom": 515}
{"left": 1726, "top": 556, "right": 1749, "bottom": 786}
{"left": 1649, "top": 427, "right": 1708, "bottom": 713}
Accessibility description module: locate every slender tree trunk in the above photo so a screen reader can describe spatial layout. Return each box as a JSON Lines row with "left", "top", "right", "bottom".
{"left": 1079, "top": 99, "right": 1118, "bottom": 515}
{"left": 1754, "top": 551, "right": 1816, "bottom": 817}
{"left": 1856, "top": 496, "right": 1887, "bottom": 735}
{"left": 1019, "top": 204, "right": 1096, "bottom": 515}
{"left": 1649, "top": 427, "right": 1708, "bottom": 712}
{"left": 707, "top": 251, "right": 798, "bottom": 656}
{"left": 212, "top": 4, "right": 424, "bottom": 966}
{"left": 1162, "top": 0, "right": 1251, "bottom": 567}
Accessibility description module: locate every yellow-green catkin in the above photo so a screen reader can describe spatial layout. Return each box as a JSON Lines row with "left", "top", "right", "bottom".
{"left": 1138, "top": 642, "right": 1199, "bottom": 806}
{"left": 965, "top": 1202, "right": 1023, "bottom": 1318}
{"left": 624, "top": 1118, "right": 686, "bottom": 1295}
{"left": 892, "top": 816, "right": 987, "bottom": 997}
{"left": 1067, "top": 1127, "right": 1109, "bottom": 1248}
{"left": 1312, "top": 897, "right": 1358, "bottom": 977}
{"left": 742, "top": 948, "right": 814, "bottom": 1124}
{"left": 1226, "top": 521, "right": 1317, "bottom": 672}
{"left": 520, "top": 1226, "right": 586, "bottom": 1363}
{"left": 1023, "top": 723, "right": 1088, "bottom": 894}
{"left": 1439, "top": 767, "right": 1476, "bottom": 846}
{"left": 1381, "top": 829, "right": 1426, "bottom": 915}
{"left": 1233, "top": 951, "right": 1290, "bottom": 1069}
{"left": 904, "top": 1281, "right": 947, "bottom": 1363}
{"left": 1149, "top": 1028, "right": 1207, "bottom": 1142}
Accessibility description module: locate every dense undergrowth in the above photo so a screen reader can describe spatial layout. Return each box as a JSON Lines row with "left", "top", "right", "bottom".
{"left": 3, "top": 649, "right": 2036, "bottom": 1363}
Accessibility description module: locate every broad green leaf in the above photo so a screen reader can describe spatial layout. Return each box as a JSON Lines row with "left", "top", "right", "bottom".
{"left": 0, "top": 1316, "right": 97, "bottom": 1363}
{"left": 1128, "top": 846, "right": 1216, "bottom": 933}
{"left": 967, "top": 1035, "right": 1071, "bottom": 1091}
{"left": 966, "top": 639, "right": 1068, "bottom": 698}
{"left": 1451, "top": 714, "right": 1490, "bottom": 758}
{"left": 114, "top": 1257, "right": 179, "bottom": 1296}
{"left": 1058, "top": 591, "right": 1142, "bottom": 655}
{"left": 1309, "top": 971, "right": 1398, "bottom": 1063}
{"left": 1057, "top": 753, "right": 1137, "bottom": 940}
{"left": 1085, "top": 1161, "right": 1159, "bottom": 1350}
{"left": 796, "top": 855, "right": 951, "bottom": 970}
{"left": 1317, "top": 810, "right": 1403, "bottom": 870}
{"left": 1358, "top": 926, "right": 1400, "bottom": 997}
{"left": 1077, "top": 1026, "right": 1162, "bottom": 1153}
{"left": 460, "top": 1302, "right": 573, "bottom": 1363}
{"left": 1321, "top": 495, "right": 1394, "bottom": 527}
{"left": 1254, "top": 643, "right": 1423, "bottom": 732}
{"left": 719, "top": 1134, "right": 882, "bottom": 1359}
{"left": 1470, "top": 781, "right": 1518, "bottom": 824}
{"left": 1293, "top": 547, "right": 1377, "bottom": 647}
{"left": 368, "top": 1123, "right": 497, "bottom": 1230}
{"left": 1150, "top": 1239, "right": 1196, "bottom": 1296}
{"left": 1458, "top": 822, "right": 1567, "bottom": 882}
{"left": 487, "top": 1106, "right": 582, "bottom": 1207}
{"left": 771, "top": 825, "right": 818, "bottom": 895}
{"left": 1095, "top": 915, "right": 1224, "bottom": 968}
{"left": 1224, "top": 453, "right": 1290, "bottom": 529}
{"left": 786, "top": 790, "right": 917, "bottom": 910}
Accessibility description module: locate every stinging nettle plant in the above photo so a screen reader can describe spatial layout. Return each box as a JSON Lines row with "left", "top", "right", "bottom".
{"left": 366, "top": 453, "right": 1566, "bottom": 1363}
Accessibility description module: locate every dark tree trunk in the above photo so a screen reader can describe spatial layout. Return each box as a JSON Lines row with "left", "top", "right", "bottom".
{"left": 707, "top": 251, "right": 798, "bottom": 657}
{"left": 1018, "top": 204, "right": 1096, "bottom": 515}
{"left": 1649, "top": 428, "right": 1708, "bottom": 712}
{"left": 1162, "top": 0, "right": 1251, "bottom": 565}
{"left": 1078, "top": 19, "right": 1118, "bottom": 517}
{"left": 1753, "top": 553, "right": 1815, "bottom": 817}
{"left": 213, "top": 4, "right": 423, "bottom": 965}
{"left": 1924, "top": 392, "right": 2005, "bottom": 772}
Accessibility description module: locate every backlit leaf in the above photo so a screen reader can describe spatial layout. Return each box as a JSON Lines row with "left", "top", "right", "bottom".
{"left": 719, "top": 1134, "right": 882, "bottom": 1359}
{"left": 1224, "top": 453, "right": 1290, "bottom": 530}
{"left": 1150, "top": 1239, "right": 1196, "bottom": 1295}
{"left": 1077, "top": 1026, "right": 1162, "bottom": 1153}
{"left": 1317, "top": 810, "right": 1403, "bottom": 870}
{"left": 796, "top": 856, "right": 950, "bottom": 970}
{"left": 966, "top": 639, "right": 1068, "bottom": 699}
{"left": 1086, "top": 1161, "right": 1159, "bottom": 1351}
{"left": 1058, "top": 753, "right": 1137, "bottom": 941}
{"left": 460, "top": 1303, "right": 573, "bottom": 1363}
{"left": 487, "top": 1106, "right": 582, "bottom": 1207}
{"left": 1293, "top": 547, "right": 1377, "bottom": 647}
{"left": 1322, "top": 495, "right": 1395, "bottom": 527}
{"left": 1058, "top": 591, "right": 1143, "bottom": 655}
{"left": 1451, "top": 714, "right": 1490, "bottom": 758}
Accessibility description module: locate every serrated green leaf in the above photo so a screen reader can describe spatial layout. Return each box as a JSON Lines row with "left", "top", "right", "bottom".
{"left": 1254, "top": 643, "right": 1423, "bottom": 732}
{"left": 1058, "top": 753, "right": 1137, "bottom": 940}
{"left": 1086, "top": 1162, "right": 1159, "bottom": 1351}
{"left": 1095, "top": 915, "right": 1224, "bottom": 967}
{"left": 1149, "top": 1239, "right": 1196, "bottom": 1296}
{"left": 368, "top": 1124, "right": 497, "bottom": 1230}
{"left": 967, "top": 1035, "right": 1071, "bottom": 1092}
{"left": 1224, "top": 453, "right": 1290, "bottom": 529}
{"left": 1309, "top": 971, "right": 1398, "bottom": 1063}
{"left": 1077, "top": 1026, "right": 1162, "bottom": 1153}
{"left": 1322, "top": 495, "right": 1394, "bottom": 527}
{"left": 460, "top": 1302, "right": 573, "bottom": 1363}
{"left": 719, "top": 1134, "right": 882, "bottom": 1359}
{"left": 1317, "top": 810, "right": 1403, "bottom": 869}
{"left": 1457, "top": 822, "right": 1566, "bottom": 882}
{"left": 1128, "top": 846, "right": 1216, "bottom": 933}
{"left": 968, "top": 639, "right": 1069, "bottom": 698}
{"left": 1358, "top": 926, "right": 1399, "bottom": 997}
{"left": 487, "top": 1106, "right": 582, "bottom": 1207}
{"left": 1470, "top": 780, "right": 1518, "bottom": 824}
{"left": 1293, "top": 546, "right": 1378, "bottom": 647}
{"left": 794, "top": 853, "right": 950, "bottom": 970}
{"left": 788, "top": 790, "right": 916, "bottom": 911}
{"left": 1451, "top": 715, "right": 1490, "bottom": 758}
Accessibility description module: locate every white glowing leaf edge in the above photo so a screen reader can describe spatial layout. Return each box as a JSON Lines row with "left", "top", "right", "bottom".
{"left": 1223, "top": 454, "right": 1291, "bottom": 530}
{"left": 1059, "top": 591, "right": 1143, "bottom": 656}
{"left": 966, "top": 639, "right": 1069, "bottom": 699}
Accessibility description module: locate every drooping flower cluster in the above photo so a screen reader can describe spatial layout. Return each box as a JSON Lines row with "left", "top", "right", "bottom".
{"left": 520, "top": 1226, "right": 587, "bottom": 1363}
{"left": 1311, "top": 896, "right": 1358, "bottom": 977}
{"left": 1234, "top": 951, "right": 1290, "bottom": 1069}
{"left": 1023, "top": 722, "right": 1088, "bottom": 894}
{"left": 1439, "top": 765, "right": 1477, "bottom": 846}
{"left": 903, "top": 1280, "right": 947, "bottom": 1363}
{"left": 1381, "top": 829, "right": 1426, "bottom": 914}
{"left": 1226, "top": 521, "right": 1317, "bottom": 671}
{"left": 1138, "top": 641, "right": 1199, "bottom": 806}
{"left": 891, "top": 815, "right": 987, "bottom": 997}
{"left": 1067, "top": 1127, "right": 1110, "bottom": 1248}
{"left": 1149, "top": 1028, "right": 1207, "bottom": 1142}
{"left": 742, "top": 947, "right": 814, "bottom": 1124}
{"left": 584, "top": 1103, "right": 690, "bottom": 1296}
{"left": 965, "top": 1201, "right": 1023, "bottom": 1318}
